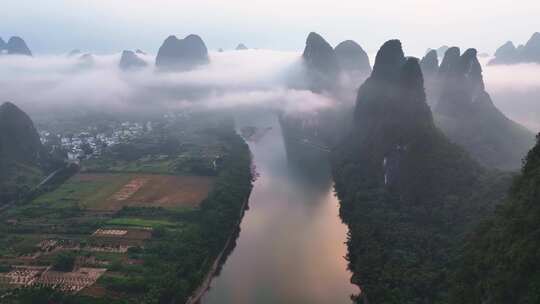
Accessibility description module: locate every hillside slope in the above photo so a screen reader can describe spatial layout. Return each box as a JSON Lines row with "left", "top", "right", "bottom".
{"left": 451, "top": 133, "right": 540, "bottom": 304}
{"left": 0, "top": 102, "right": 47, "bottom": 204}
{"left": 332, "top": 40, "right": 511, "bottom": 303}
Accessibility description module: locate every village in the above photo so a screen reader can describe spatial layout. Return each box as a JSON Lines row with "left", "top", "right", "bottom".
{"left": 0, "top": 111, "right": 246, "bottom": 302}
{"left": 39, "top": 121, "right": 153, "bottom": 161}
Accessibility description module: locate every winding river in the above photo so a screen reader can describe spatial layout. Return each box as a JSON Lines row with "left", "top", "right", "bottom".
{"left": 201, "top": 114, "right": 357, "bottom": 304}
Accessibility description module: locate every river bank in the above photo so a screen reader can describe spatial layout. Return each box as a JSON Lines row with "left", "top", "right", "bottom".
{"left": 202, "top": 115, "right": 356, "bottom": 304}
{"left": 185, "top": 194, "right": 251, "bottom": 304}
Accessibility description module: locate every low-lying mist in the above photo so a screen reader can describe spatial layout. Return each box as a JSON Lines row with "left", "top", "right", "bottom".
{"left": 0, "top": 51, "right": 538, "bottom": 132}
{"left": 482, "top": 62, "right": 540, "bottom": 132}
{"left": 0, "top": 50, "right": 336, "bottom": 120}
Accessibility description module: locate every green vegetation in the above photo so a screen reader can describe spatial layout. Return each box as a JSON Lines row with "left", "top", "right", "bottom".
{"left": 81, "top": 116, "right": 226, "bottom": 177}
{"left": 123, "top": 123, "right": 253, "bottom": 303}
{"left": 433, "top": 48, "right": 535, "bottom": 170}
{"left": 105, "top": 217, "right": 179, "bottom": 229}
{"left": 449, "top": 134, "right": 540, "bottom": 304}
{"left": 1, "top": 113, "right": 253, "bottom": 304}
{"left": 0, "top": 162, "right": 44, "bottom": 205}
{"left": 331, "top": 41, "right": 513, "bottom": 303}
{"left": 0, "top": 102, "right": 67, "bottom": 206}
{"left": 53, "top": 251, "right": 77, "bottom": 272}
{"left": 0, "top": 234, "right": 52, "bottom": 257}
{"left": 83, "top": 156, "right": 174, "bottom": 175}
{"left": 31, "top": 174, "right": 132, "bottom": 209}
{"left": 4, "top": 287, "right": 130, "bottom": 304}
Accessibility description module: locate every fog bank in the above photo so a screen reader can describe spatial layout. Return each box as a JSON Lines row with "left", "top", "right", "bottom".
{"left": 483, "top": 62, "right": 540, "bottom": 132}
{"left": 0, "top": 51, "right": 538, "bottom": 132}
{"left": 0, "top": 50, "right": 336, "bottom": 119}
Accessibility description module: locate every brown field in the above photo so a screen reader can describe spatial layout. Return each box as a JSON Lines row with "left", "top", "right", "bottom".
{"left": 89, "top": 175, "right": 214, "bottom": 211}
{"left": 112, "top": 178, "right": 149, "bottom": 201}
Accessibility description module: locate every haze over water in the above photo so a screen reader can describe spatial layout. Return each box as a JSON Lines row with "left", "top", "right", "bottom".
{"left": 202, "top": 114, "right": 357, "bottom": 304}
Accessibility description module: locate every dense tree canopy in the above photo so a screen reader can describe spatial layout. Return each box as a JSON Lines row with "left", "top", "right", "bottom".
{"left": 332, "top": 40, "right": 511, "bottom": 303}
{"left": 450, "top": 134, "right": 540, "bottom": 304}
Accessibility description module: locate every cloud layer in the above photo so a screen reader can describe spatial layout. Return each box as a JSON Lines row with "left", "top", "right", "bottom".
{"left": 0, "top": 50, "right": 337, "bottom": 118}
{"left": 0, "top": 51, "right": 538, "bottom": 133}
{"left": 483, "top": 62, "right": 540, "bottom": 132}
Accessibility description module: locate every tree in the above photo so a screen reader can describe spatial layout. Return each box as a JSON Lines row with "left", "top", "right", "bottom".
{"left": 53, "top": 251, "right": 76, "bottom": 272}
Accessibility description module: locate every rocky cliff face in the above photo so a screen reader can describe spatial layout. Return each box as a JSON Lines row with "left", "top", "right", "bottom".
{"left": 119, "top": 50, "right": 147, "bottom": 70}
{"left": 334, "top": 40, "right": 371, "bottom": 74}
{"left": 353, "top": 40, "right": 433, "bottom": 156}
{"left": 5, "top": 36, "right": 32, "bottom": 56}
{"left": 489, "top": 32, "right": 540, "bottom": 65}
{"left": 433, "top": 45, "right": 449, "bottom": 58}
{"left": 155, "top": 34, "right": 209, "bottom": 71}
{"left": 438, "top": 46, "right": 461, "bottom": 78}
{"left": 302, "top": 32, "right": 339, "bottom": 71}
{"left": 332, "top": 40, "right": 498, "bottom": 303}
{"left": 420, "top": 49, "right": 440, "bottom": 106}
{"left": 301, "top": 32, "right": 340, "bottom": 91}
{"left": 434, "top": 47, "right": 535, "bottom": 169}
{"left": 420, "top": 49, "right": 439, "bottom": 78}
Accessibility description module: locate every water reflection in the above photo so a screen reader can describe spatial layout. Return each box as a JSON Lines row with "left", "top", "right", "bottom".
{"left": 202, "top": 113, "right": 357, "bottom": 304}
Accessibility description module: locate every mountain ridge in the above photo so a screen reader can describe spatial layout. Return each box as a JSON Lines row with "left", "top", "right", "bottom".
{"left": 332, "top": 39, "right": 510, "bottom": 303}
{"left": 155, "top": 34, "right": 209, "bottom": 71}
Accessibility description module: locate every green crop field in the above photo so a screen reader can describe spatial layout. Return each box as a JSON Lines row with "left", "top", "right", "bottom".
{"left": 31, "top": 173, "right": 133, "bottom": 209}
{"left": 83, "top": 157, "right": 175, "bottom": 175}
{"left": 105, "top": 217, "right": 180, "bottom": 229}
{"left": 0, "top": 114, "right": 253, "bottom": 304}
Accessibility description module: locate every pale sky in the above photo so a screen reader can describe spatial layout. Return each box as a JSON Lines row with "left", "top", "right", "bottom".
{"left": 2, "top": 0, "right": 540, "bottom": 56}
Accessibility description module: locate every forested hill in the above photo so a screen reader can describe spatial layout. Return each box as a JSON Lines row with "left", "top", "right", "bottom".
{"left": 0, "top": 102, "right": 44, "bottom": 165}
{"left": 422, "top": 47, "right": 535, "bottom": 170}
{"left": 0, "top": 102, "right": 49, "bottom": 204}
{"left": 332, "top": 40, "right": 512, "bottom": 303}
{"left": 450, "top": 133, "right": 540, "bottom": 304}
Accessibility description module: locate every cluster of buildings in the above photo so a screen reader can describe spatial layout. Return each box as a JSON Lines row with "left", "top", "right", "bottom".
{"left": 39, "top": 121, "right": 153, "bottom": 161}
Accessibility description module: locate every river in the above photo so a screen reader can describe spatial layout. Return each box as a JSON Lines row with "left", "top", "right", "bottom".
{"left": 201, "top": 114, "right": 357, "bottom": 304}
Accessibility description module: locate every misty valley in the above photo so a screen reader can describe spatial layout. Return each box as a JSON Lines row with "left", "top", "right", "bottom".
{"left": 1, "top": 12, "right": 540, "bottom": 304}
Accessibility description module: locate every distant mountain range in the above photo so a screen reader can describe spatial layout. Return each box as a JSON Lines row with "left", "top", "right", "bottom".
{"left": 302, "top": 32, "right": 341, "bottom": 91}
{"left": 489, "top": 32, "right": 540, "bottom": 65}
{"left": 301, "top": 32, "right": 371, "bottom": 91}
{"left": 119, "top": 50, "right": 147, "bottom": 70}
{"left": 155, "top": 34, "right": 209, "bottom": 71}
{"left": 0, "top": 36, "right": 32, "bottom": 56}
{"left": 419, "top": 46, "right": 535, "bottom": 169}
{"left": 236, "top": 43, "right": 248, "bottom": 50}
{"left": 334, "top": 40, "right": 372, "bottom": 74}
